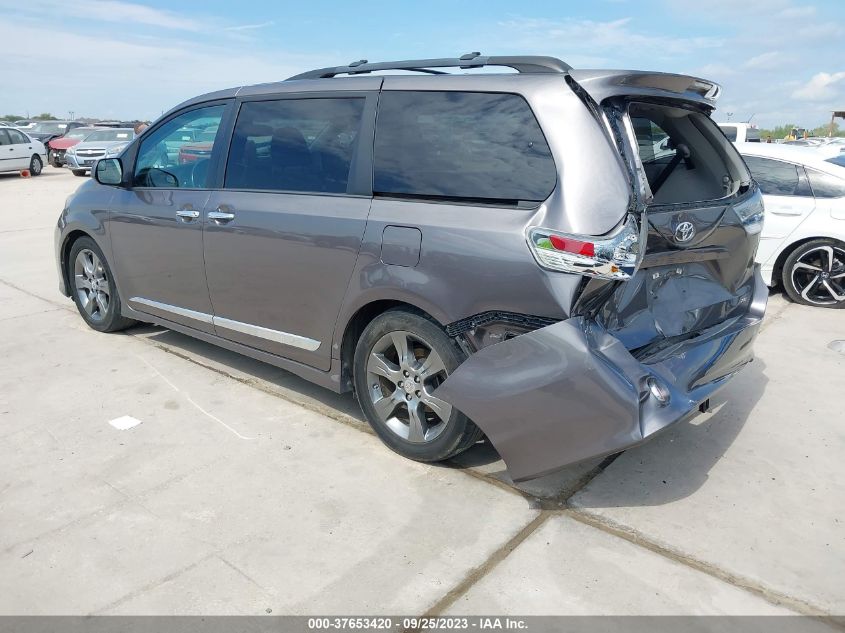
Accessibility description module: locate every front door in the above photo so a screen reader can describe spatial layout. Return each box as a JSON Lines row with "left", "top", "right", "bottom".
{"left": 203, "top": 94, "right": 375, "bottom": 370}
{"left": 109, "top": 103, "right": 229, "bottom": 333}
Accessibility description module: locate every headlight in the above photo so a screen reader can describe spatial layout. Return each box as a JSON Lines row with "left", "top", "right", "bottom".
{"left": 66, "top": 147, "right": 76, "bottom": 155}
{"left": 105, "top": 144, "right": 127, "bottom": 157}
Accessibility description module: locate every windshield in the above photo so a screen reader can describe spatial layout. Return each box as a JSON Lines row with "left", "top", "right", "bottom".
{"left": 31, "top": 122, "right": 69, "bottom": 133}
{"left": 84, "top": 129, "right": 133, "bottom": 142}
{"left": 67, "top": 129, "right": 95, "bottom": 140}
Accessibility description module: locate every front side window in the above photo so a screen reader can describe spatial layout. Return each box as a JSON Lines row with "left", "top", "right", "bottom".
{"left": 743, "top": 156, "right": 811, "bottom": 196}
{"left": 806, "top": 167, "right": 845, "bottom": 198}
{"left": 373, "top": 91, "right": 556, "bottom": 204}
{"left": 225, "top": 98, "right": 364, "bottom": 194}
{"left": 134, "top": 105, "right": 224, "bottom": 188}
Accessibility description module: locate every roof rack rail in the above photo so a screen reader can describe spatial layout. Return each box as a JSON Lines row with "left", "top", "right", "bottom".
{"left": 286, "top": 53, "right": 571, "bottom": 81}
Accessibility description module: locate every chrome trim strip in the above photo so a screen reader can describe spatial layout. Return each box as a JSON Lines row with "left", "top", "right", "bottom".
{"left": 130, "top": 297, "right": 213, "bottom": 324}
{"left": 128, "top": 297, "right": 321, "bottom": 352}
{"left": 212, "top": 316, "right": 321, "bottom": 351}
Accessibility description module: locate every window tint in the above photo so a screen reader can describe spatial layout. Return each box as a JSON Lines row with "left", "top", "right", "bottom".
{"left": 806, "top": 167, "right": 845, "bottom": 198}
{"left": 134, "top": 105, "right": 224, "bottom": 188}
{"left": 0, "top": 130, "right": 10, "bottom": 146}
{"left": 373, "top": 91, "right": 555, "bottom": 204}
{"left": 743, "top": 156, "right": 810, "bottom": 196}
{"left": 225, "top": 98, "right": 364, "bottom": 194}
{"left": 720, "top": 125, "right": 738, "bottom": 142}
{"left": 8, "top": 129, "right": 28, "bottom": 144}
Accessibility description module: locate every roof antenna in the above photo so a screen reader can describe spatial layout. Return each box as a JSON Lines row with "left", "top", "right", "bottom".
{"left": 459, "top": 52, "right": 481, "bottom": 60}
{"left": 348, "top": 59, "right": 368, "bottom": 67}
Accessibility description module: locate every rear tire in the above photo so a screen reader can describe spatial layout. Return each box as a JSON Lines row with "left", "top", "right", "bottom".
{"left": 67, "top": 236, "right": 135, "bottom": 332}
{"left": 353, "top": 309, "right": 483, "bottom": 462}
{"left": 72, "top": 169, "right": 86, "bottom": 177}
{"left": 782, "top": 239, "right": 845, "bottom": 308}
{"left": 29, "top": 155, "right": 42, "bottom": 176}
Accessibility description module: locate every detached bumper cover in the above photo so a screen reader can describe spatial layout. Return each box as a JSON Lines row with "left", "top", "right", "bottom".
{"left": 435, "top": 267, "right": 767, "bottom": 482}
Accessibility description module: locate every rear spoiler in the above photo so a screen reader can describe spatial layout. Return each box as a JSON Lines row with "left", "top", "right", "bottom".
{"left": 568, "top": 70, "right": 721, "bottom": 108}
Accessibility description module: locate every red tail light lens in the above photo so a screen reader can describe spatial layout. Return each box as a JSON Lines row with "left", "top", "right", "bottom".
{"left": 527, "top": 215, "right": 643, "bottom": 281}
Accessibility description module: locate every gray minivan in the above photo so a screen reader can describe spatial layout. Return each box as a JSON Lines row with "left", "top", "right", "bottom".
{"left": 55, "top": 54, "right": 766, "bottom": 481}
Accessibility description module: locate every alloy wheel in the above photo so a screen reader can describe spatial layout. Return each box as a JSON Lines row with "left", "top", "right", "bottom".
{"left": 365, "top": 330, "right": 453, "bottom": 443}
{"left": 74, "top": 249, "right": 111, "bottom": 321}
{"left": 791, "top": 245, "right": 845, "bottom": 306}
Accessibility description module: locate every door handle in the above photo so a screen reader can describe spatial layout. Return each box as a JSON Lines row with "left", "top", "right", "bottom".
{"left": 176, "top": 209, "right": 200, "bottom": 221}
{"left": 208, "top": 208, "right": 235, "bottom": 223}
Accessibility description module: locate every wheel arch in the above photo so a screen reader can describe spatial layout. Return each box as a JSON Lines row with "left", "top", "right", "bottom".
{"left": 59, "top": 229, "right": 95, "bottom": 296}
{"left": 338, "top": 299, "right": 445, "bottom": 393}
{"left": 772, "top": 235, "right": 845, "bottom": 288}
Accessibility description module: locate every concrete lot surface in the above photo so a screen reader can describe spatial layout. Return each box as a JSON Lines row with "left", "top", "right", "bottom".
{"left": 0, "top": 167, "right": 842, "bottom": 617}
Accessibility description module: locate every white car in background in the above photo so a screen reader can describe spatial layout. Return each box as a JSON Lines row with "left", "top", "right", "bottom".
{"left": 0, "top": 127, "right": 46, "bottom": 175}
{"left": 719, "top": 122, "right": 761, "bottom": 143}
{"left": 736, "top": 142, "right": 845, "bottom": 308}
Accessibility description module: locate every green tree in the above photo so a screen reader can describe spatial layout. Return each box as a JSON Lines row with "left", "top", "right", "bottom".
{"left": 1, "top": 114, "right": 24, "bottom": 122}
{"left": 34, "top": 113, "right": 58, "bottom": 120}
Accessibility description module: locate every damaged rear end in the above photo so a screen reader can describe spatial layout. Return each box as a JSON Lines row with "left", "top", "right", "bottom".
{"left": 436, "top": 71, "right": 767, "bottom": 481}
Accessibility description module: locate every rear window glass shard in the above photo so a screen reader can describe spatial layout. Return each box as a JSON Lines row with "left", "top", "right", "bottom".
{"left": 373, "top": 91, "right": 556, "bottom": 204}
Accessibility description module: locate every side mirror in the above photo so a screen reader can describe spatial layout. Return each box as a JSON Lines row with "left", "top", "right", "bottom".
{"left": 95, "top": 158, "right": 123, "bottom": 186}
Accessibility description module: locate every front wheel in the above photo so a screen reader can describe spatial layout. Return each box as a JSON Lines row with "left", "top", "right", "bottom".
{"left": 29, "top": 155, "right": 42, "bottom": 176}
{"left": 353, "top": 309, "right": 483, "bottom": 462}
{"left": 68, "top": 237, "right": 135, "bottom": 332}
{"left": 782, "top": 239, "right": 845, "bottom": 308}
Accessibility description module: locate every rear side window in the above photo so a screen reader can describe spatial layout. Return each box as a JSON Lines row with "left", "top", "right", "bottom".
{"left": 0, "top": 130, "right": 11, "bottom": 146}
{"left": 806, "top": 167, "right": 845, "bottom": 198}
{"left": 8, "top": 129, "right": 28, "bottom": 144}
{"left": 744, "top": 156, "right": 812, "bottom": 197}
{"left": 225, "top": 98, "right": 365, "bottom": 194}
{"left": 374, "top": 91, "right": 556, "bottom": 204}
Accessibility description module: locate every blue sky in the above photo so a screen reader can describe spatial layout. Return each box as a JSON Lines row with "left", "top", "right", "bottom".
{"left": 2, "top": 0, "right": 844, "bottom": 128}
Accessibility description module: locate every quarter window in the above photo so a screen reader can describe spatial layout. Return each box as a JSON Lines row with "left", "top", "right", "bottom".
{"left": 225, "top": 98, "right": 365, "bottom": 194}
{"left": 743, "top": 156, "right": 811, "bottom": 196}
{"left": 806, "top": 167, "right": 845, "bottom": 198}
{"left": 373, "top": 91, "right": 556, "bottom": 204}
{"left": 133, "top": 105, "right": 225, "bottom": 188}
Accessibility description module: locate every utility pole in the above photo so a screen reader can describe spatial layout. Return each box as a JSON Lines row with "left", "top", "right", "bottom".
{"left": 69, "top": 111, "right": 75, "bottom": 121}
{"left": 726, "top": 112, "right": 734, "bottom": 121}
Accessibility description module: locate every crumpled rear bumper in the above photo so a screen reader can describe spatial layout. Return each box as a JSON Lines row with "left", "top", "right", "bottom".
{"left": 434, "top": 266, "right": 768, "bottom": 482}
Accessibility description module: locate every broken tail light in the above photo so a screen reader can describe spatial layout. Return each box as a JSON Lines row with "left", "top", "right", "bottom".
{"left": 528, "top": 215, "right": 642, "bottom": 280}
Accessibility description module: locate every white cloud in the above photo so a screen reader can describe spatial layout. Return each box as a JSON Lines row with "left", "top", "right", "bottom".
{"left": 776, "top": 5, "right": 816, "bottom": 18}
{"left": 743, "top": 52, "right": 783, "bottom": 70}
{"left": 792, "top": 71, "right": 845, "bottom": 101}
{"left": 15, "top": 0, "right": 209, "bottom": 31}
{"left": 225, "top": 21, "right": 275, "bottom": 32}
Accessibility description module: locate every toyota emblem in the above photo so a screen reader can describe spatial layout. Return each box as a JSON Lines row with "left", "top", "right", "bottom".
{"left": 674, "top": 221, "right": 696, "bottom": 243}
